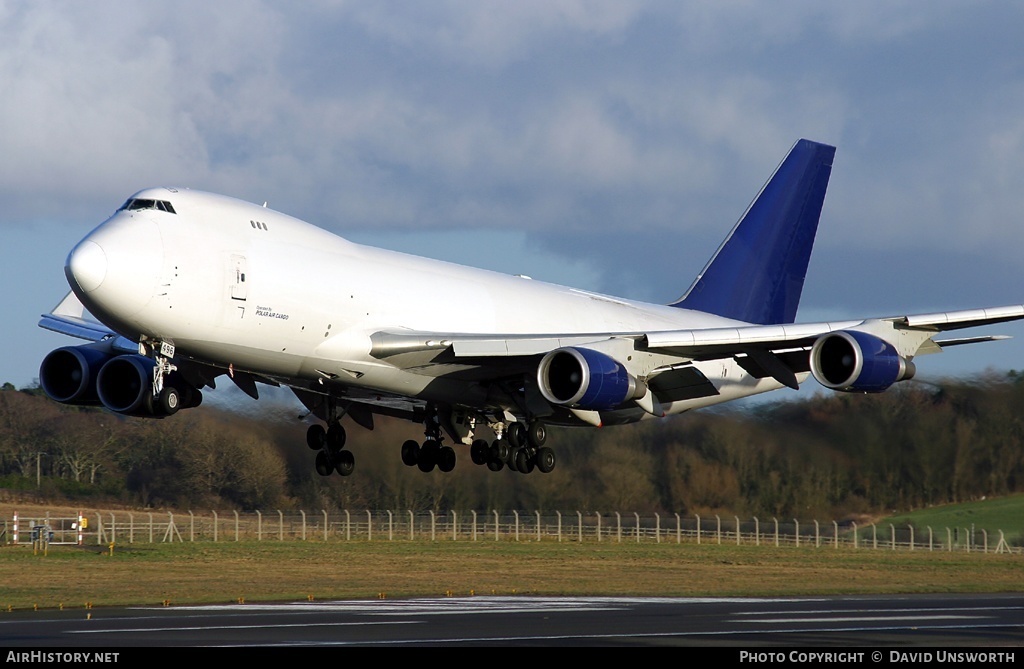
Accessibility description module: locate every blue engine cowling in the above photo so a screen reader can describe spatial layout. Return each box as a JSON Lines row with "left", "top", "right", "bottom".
{"left": 809, "top": 330, "right": 915, "bottom": 393}
{"left": 39, "top": 344, "right": 114, "bottom": 405}
{"left": 96, "top": 354, "right": 158, "bottom": 415}
{"left": 537, "top": 347, "right": 642, "bottom": 411}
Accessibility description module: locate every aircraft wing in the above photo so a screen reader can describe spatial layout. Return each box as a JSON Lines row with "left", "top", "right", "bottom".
{"left": 38, "top": 291, "right": 137, "bottom": 352}
{"left": 368, "top": 304, "right": 1024, "bottom": 398}
{"left": 372, "top": 304, "right": 1024, "bottom": 362}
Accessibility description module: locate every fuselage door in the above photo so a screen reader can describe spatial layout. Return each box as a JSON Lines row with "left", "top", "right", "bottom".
{"left": 229, "top": 254, "right": 248, "bottom": 301}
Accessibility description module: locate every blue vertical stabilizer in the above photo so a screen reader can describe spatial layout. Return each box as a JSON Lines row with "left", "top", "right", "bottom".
{"left": 671, "top": 139, "right": 835, "bottom": 324}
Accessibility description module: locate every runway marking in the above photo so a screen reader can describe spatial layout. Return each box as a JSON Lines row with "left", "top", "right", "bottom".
{"left": 243, "top": 622, "right": 1024, "bottom": 647}
{"left": 68, "top": 620, "right": 421, "bottom": 635}
{"left": 738, "top": 615, "right": 986, "bottom": 624}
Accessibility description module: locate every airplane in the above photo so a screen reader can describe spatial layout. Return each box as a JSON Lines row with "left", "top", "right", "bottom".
{"left": 37, "top": 139, "right": 1024, "bottom": 478}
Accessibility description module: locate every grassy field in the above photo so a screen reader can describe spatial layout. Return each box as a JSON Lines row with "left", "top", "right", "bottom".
{"left": 2, "top": 499, "right": 1023, "bottom": 611}
{"left": 883, "top": 495, "right": 1024, "bottom": 544}
{"left": 1, "top": 538, "right": 1023, "bottom": 611}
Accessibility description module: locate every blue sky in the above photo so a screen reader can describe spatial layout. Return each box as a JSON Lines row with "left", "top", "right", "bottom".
{"left": 3, "top": 2, "right": 1024, "bottom": 404}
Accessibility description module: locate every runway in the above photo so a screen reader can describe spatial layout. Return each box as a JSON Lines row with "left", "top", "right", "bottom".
{"left": 2, "top": 594, "right": 1023, "bottom": 648}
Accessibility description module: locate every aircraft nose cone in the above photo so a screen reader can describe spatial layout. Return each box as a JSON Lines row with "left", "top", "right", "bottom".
{"left": 66, "top": 240, "right": 107, "bottom": 293}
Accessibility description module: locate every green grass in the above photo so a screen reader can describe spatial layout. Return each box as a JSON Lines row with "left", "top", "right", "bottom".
{"left": 878, "top": 494, "right": 1024, "bottom": 545}
{"left": 1, "top": 538, "right": 1022, "bottom": 611}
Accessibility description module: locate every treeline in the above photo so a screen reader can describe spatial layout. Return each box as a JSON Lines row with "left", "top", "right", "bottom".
{"left": 2, "top": 373, "right": 1024, "bottom": 519}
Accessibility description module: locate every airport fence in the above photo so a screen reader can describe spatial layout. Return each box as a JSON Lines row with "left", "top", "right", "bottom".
{"left": 1, "top": 508, "right": 1019, "bottom": 554}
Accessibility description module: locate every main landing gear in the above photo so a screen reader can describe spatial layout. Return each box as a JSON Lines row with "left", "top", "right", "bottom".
{"left": 400, "top": 415, "right": 457, "bottom": 473}
{"left": 469, "top": 420, "right": 555, "bottom": 475}
{"left": 307, "top": 421, "right": 354, "bottom": 477}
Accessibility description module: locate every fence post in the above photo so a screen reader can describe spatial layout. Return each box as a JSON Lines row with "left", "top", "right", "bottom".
{"left": 213, "top": 511, "right": 218, "bottom": 542}
{"left": 928, "top": 526, "right": 933, "bottom": 551}
{"left": 369, "top": 510, "right": 374, "bottom": 542}
{"left": 908, "top": 524, "right": 914, "bottom": 551}
{"left": 536, "top": 510, "right": 541, "bottom": 542}
{"left": 453, "top": 511, "right": 457, "bottom": 542}
{"left": 890, "top": 524, "right": 896, "bottom": 551}
{"left": 696, "top": 514, "right": 701, "bottom": 545}
{"left": 257, "top": 510, "right": 263, "bottom": 541}
{"left": 794, "top": 519, "right": 799, "bottom": 547}
{"left": 872, "top": 523, "right": 877, "bottom": 550}
{"left": 344, "top": 510, "right": 350, "bottom": 541}
{"left": 300, "top": 510, "right": 306, "bottom": 541}
{"left": 983, "top": 529, "right": 988, "bottom": 553}
{"left": 323, "top": 509, "right": 328, "bottom": 542}
{"left": 814, "top": 520, "right": 820, "bottom": 548}
{"left": 616, "top": 512, "right": 622, "bottom": 543}
{"left": 409, "top": 510, "right": 415, "bottom": 540}
{"left": 472, "top": 510, "right": 478, "bottom": 541}
{"left": 557, "top": 511, "right": 562, "bottom": 543}
{"left": 148, "top": 512, "right": 153, "bottom": 544}
{"left": 596, "top": 512, "right": 601, "bottom": 543}
{"left": 833, "top": 521, "right": 838, "bottom": 549}
{"left": 735, "top": 516, "right": 740, "bottom": 545}
{"left": 773, "top": 517, "right": 779, "bottom": 547}
{"left": 110, "top": 513, "right": 116, "bottom": 544}
{"left": 388, "top": 510, "right": 394, "bottom": 541}
{"left": 430, "top": 510, "right": 437, "bottom": 542}
{"left": 493, "top": 510, "right": 499, "bottom": 541}
{"left": 635, "top": 512, "right": 640, "bottom": 543}
{"left": 513, "top": 510, "right": 519, "bottom": 541}
{"left": 754, "top": 517, "right": 759, "bottom": 546}
{"left": 676, "top": 513, "right": 681, "bottom": 544}
{"left": 278, "top": 510, "right": 284, "bottom": 541}
{"left": 234, "top": 510, "right": 239, "bottom": 542}
{"left": 852, "top": 521, "right": 857, "bottom": 549}
{"left": 716, "top": 515, "right": 721, "bottom": 545}
{"left": 656, "top": 513, "right": 661, "bottom": 544}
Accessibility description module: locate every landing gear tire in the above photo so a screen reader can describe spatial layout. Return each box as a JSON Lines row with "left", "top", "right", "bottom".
{"left": 507, "top": 422, "right": 524, "bottom": 449}
{"left": 513, "top": 447, "right": 535, "bottom": 474}
{"left": 490, "top": 440, "right": 510, "bottom": 463}
{"left": 334, "top": 450, "right": 355, "bottom": 476}
{"left": 326, "top": 423, "right": 347, "bottom": 451}
{"left": 306, "top": 424, "right": 326, "bottom": 450}
{"left": 315, "top": 450, "right": 333, "bottom": 476}
{"left": 470, "top": 439, "right": 490, "bottom": 466}
{"left": 401, "top": 439, "right": 420, "bottom": 467}
{"left": 526, "top": 420, "right": 547, "bottom": 448}
{"left": 536, "top": 447, "right": 556, "bottom": 473}
{"left": 418, "top": 439, "right": 439, "bottom": 472}
{"left": 158, "top": 386, "right": 181, "bottom": 416}
{"left": 438, "top": 446, "right": 456, "bottom": 473}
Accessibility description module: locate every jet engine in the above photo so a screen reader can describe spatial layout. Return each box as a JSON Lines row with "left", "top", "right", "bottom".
{"left": 39, "top": 344, "right": 114, "bottom": 405}
{"left": 809, "top": 330, "right": 915, "bottom": 393}
{"left": 96, "top": 354, "right": 159, "bottom": 415}
{"left": 41, "top": 345, "right": 200, "bottom": 417}
{"left": 537, "top": 347, "right": 645, "bottom": 411}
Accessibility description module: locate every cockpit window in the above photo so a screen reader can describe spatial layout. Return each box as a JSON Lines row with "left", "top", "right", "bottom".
{"left": 118, "top": 198, "right": 177, "bottom": 214}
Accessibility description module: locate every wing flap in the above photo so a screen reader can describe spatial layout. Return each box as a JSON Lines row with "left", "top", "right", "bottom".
{"left": 900, "top": 305, "right": 1024, "bottom": 331}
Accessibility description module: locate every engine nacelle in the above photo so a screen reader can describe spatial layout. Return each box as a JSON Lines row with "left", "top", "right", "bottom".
{"left": 810, "top": 330, "right": 915, "bottom": 393}
{"left": 39, "top": 344, "right": 114, "bottom": 405}
{"left": 537, "top": 347, "right": 643, "bottom": 411}
{"left": 96, "top": 354, "right": 157, "bottom": 415}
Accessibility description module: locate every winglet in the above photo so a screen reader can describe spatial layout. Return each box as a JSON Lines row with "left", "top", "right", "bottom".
{"left": 671, "top": 139, "right": 836, "bottom": 325}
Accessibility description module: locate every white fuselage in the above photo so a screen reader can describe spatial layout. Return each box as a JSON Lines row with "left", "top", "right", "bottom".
{"left": 65, "top": 188, "right": 790, "bottom": 420}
